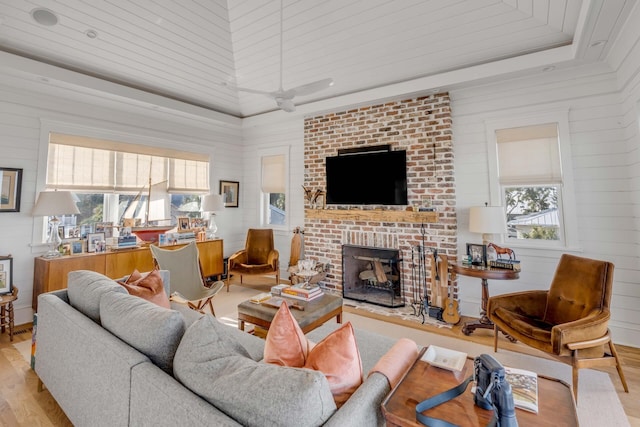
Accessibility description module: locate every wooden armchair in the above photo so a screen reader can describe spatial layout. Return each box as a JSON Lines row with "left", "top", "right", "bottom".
{"left": 488, "top": 253, "right": 628, "bottom": 401}
{"left": 227, "top": 229, "right": 280, "bottom": 291}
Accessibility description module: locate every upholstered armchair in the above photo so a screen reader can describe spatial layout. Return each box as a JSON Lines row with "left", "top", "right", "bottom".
{"left": 488, "top": 253, "right": 628, "bottom": 401}
{"left": 227, "top": 228, "right": 280, "bottom": 291}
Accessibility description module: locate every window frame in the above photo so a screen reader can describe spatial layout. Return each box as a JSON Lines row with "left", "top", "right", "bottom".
{"left": 485, "top": 110, "right": 579, "bottom": 250}
{"left": 257, "top": 146, "right": 290, "bottom": 230}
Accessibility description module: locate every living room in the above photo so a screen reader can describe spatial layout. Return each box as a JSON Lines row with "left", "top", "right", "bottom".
{"left": 0, "top": 1, "right": 639, "bottom": 425}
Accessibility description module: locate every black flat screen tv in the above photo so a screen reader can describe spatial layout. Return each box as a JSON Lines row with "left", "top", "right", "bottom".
{"left": 325, "top": 150, "right": 408, "bottom": 205}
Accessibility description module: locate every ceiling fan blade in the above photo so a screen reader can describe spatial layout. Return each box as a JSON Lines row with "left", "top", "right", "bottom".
{"left": 290, "top": 78, "right": 334, "bottom": 97}
{"left": 276, "top": 98, "right": 296, "bottom": 112}
{"left": 221, "top": 82, "right": 274, "bottom": 97}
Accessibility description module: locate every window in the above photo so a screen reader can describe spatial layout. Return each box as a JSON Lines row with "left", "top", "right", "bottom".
{"left": 45, "top": 132, "right": 209, "bottom": 229}
{"left": 486, "top": 112, "right": 578, "bottom": 249}
{"left": 260, "top": 150, "right": 288, "bottom": 227}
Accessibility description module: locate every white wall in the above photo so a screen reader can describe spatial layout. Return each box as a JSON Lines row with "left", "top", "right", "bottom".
{"left": 0, "top": 80, "right": 242, "bottom": 326}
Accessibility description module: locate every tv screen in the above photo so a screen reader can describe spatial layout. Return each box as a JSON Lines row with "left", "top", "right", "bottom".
{"left": 325, "top": 150, "right": 408, "bottom": 205}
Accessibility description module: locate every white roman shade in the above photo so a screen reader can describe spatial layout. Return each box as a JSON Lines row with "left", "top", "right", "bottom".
{"left": 261, "top": 154, "right": 285, "bottom": 193}
{"left": 496, "top": 123, "right": 561, "bottom": 185}
{"left": 47, "top": 132, "right": 209, "bottom": 194}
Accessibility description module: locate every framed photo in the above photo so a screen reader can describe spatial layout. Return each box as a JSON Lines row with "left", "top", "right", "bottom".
{"left": 177, "top": 216, "right": 191, "bottom": 231}
{"left": 466, "top": 243, "right": 487, "bottom": 267}
{"left": 220, "top": 180, "right": 239, "bottom": 208}
{"left": 190, "top": 217, "right": 206, "bottom": 229}
{"left": 0, "top": 168, "right": 23, "bottom": 212}
{"left": 87, "top": 232, "right": 105, "bottom": 253}
{"left": 70, "top": 240, "right": 84, "bottom": 255}
{"left": 0, "top": 256, "right": 13, "bottom": 295}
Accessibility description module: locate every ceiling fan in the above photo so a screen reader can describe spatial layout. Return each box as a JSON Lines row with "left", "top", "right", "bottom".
{"left": 224, "top": 0, "right": 334, "bottom": 112}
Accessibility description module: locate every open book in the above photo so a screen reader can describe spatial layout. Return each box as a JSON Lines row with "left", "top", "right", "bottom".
{"left": 505, "top": 366, "right": 539, "bottom": 413}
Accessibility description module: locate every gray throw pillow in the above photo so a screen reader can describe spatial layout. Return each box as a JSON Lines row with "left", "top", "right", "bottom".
{"left": 173, "top": 315, "right": 337, "bottom": 427}
{"left": 67, "top": 270, "right": 127, "bottom": 323}
{"left": 100, "top": 291, "right": 185, "bottom": 374}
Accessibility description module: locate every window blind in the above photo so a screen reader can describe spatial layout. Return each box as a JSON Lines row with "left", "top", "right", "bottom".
{"left": 495, "top": 123, "right": 562, "bottom": 185}
{"left": 261, "top": 154, "right": 285, "bottom": 193}
{"left": 47, "top": 132, "right": 209, "bottom": 193}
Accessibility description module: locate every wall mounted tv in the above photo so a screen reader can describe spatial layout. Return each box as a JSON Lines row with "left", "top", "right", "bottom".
{"left": 325, "top": 148, "right": 408, "bottom": 205}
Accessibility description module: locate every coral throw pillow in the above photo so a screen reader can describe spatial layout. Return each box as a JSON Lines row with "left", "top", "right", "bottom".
{"left": 117, "top": 269, "right": 171, "bottom": 309}
{"left": 304, "top": 322, "right": 363, "bottom": 407}
{"left": 263, "top": 302, "right": 310, "bottom": 367}
{"left": 264, "top": 305, "right": 363, "bottom": 407}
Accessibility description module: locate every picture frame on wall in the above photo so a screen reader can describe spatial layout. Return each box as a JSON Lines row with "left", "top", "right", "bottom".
{"left": 466, "top": 243, "right": 487, "bottom": 267}
{"left": 0, "top": 168, "right": 23, "bottom": 212}
{"left": 0, "top": 255, "right": 13, "bottom": 295}
{"left": 220, "top": 180, "right": 239, "bottom": 208}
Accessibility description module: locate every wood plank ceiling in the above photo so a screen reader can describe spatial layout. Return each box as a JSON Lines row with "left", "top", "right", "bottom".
{"left": 0, "top": 0, "right": 635, "bottom": 118}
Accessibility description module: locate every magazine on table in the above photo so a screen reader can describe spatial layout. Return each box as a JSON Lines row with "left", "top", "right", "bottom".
{"left": 505, "top": 366, "right": 539, "bottom": 413}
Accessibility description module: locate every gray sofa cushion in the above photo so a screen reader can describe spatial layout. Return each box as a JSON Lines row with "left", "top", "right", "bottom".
{"left": 100, "top": 291, "right": 185, "bottom": 374}
{"left": 174, "top": 315, "right": 337, "bottom": 427}
{"left": 67, "top": 270, "right": 127, "bottom": 323}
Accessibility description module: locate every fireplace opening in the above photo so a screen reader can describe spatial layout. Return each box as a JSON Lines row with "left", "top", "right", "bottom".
{"left": 342, "top": 244, "right": 403, "bottom": 308}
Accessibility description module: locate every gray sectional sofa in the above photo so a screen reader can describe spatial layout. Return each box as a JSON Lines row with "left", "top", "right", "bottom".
{"left": 35, "top": 270, "right": 403, "bottom": 427}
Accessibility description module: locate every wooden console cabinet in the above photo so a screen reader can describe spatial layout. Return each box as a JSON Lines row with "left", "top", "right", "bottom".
{"left": 32, "top": 239, "right": 223, "bottom": 311}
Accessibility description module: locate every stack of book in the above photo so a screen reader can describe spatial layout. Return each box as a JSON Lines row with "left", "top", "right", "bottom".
{"left": 282, "top": 284, "right": 323, "bottom": 301}
{"left": 488, "top": 259, "right": 521, "bottom": 271}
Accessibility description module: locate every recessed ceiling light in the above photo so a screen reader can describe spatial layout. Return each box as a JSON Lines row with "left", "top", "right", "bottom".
{"left": 590, "top": 40, "right": 607, "bottom": 48}
{"left": 542, "top": 66, "right": 555, "bottom": 72}
{"left": 85, "top": 29, "right": 98, "bottom": 39}
{"left": 31, "top": 8, "right": 58, "bottom": 26}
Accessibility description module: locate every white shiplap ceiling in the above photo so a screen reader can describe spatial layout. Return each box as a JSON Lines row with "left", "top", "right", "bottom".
{"left": 0, "top": 0, "right": 635, "bottom": 118}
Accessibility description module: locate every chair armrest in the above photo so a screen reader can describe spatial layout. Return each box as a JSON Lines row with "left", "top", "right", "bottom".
{"left": 487, "top": 290, "right": 548, "bottom": 320}
{"left": 228, "top": 250, "right": 247, "bottom": 269}
{"left": 552, "top": 309, "right": 610, "bottom": 352}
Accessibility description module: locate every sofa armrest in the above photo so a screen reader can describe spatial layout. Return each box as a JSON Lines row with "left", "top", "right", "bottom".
{"left": 323, "top": 372, "right": 390, "bottom": 427}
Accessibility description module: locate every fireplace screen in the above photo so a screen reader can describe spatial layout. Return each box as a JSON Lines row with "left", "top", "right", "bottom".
{"left": 342, "top": 244, "right": 403, "bottom": 308}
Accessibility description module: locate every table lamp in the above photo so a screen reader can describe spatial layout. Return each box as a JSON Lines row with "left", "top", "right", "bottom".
{"left": 201, "top": 194, "right": 224, "bottom": 239}
{"left": 32, "top": 190, "right": 80, "bottom": 258}
{"left": 469, "top": 203, "right": 506, "bottom": 245}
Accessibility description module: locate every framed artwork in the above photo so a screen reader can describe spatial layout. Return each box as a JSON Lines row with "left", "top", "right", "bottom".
{"left": 0, "top": 256, "right": 13, "bottom": 295}
{"left": 466, "top": 243, "right": 487, "bottom": 267}
{"left": 87, "top": 232, "right": 105, "bottom": 253}
{"left": 0, "top": 168, "right": 23, "bottom": 212}
{"left": 70, "top": 240, "right": 84, "bottom": 255}
{"left": 220, "top": 180, "right": 239, "bottom": 208}
{"left": 177, "top": 216, "right": 191, "bottom": 231}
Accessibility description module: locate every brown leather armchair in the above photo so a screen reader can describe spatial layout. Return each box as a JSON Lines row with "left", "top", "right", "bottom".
{"left": 227, "top": 229, "right": 280, "bottom": 291}
{"left": 488, "top": 253, "right": 628, "bottom": 401}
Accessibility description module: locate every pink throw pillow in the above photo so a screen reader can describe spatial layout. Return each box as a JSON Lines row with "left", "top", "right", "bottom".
{"left": 304, "top": 322, "right": 363, "bottom": 408}
{"left": 263, "top": 302, "right": 310, "bottom": 367}
{"left": 117, "top": 269, "right": 171, "bottom": 309}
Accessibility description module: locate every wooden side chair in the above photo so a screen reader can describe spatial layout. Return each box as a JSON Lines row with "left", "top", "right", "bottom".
{"left": 0, "top": 286, "right": 18, "bottom": 341}
{"left": 488, "top": 253, "right": 629, "bottom": 401}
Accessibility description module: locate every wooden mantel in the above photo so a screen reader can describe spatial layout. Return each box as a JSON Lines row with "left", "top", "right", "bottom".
{"left": 304, "top": 209, "right": 437, "bottom": 223}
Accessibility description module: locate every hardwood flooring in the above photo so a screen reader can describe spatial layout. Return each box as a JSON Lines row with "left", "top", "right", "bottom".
{"left": 1, "top": 275, "right": 637, "bottom": 426}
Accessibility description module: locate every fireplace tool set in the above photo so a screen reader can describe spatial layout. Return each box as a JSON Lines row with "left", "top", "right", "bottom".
{"left": 410, "top": 224, "right": 444, "bottom": 323}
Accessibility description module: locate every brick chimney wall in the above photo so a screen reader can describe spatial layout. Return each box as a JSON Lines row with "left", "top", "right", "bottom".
{"left": 302, "top": 94, "right": 458, "bottom": 305}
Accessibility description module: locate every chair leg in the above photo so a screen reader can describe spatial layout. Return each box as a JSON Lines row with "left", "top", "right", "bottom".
{"left": 572, "top": 350, "right": 579, "bottom": 402}
{"left": 608, "top": 340, "right": 629, "bottom": 393}
{"left": 226, "top": 276, "right": 231, "bottom": 292}
{"left": 493, "top": 324, "right": 499, "bottom": 352}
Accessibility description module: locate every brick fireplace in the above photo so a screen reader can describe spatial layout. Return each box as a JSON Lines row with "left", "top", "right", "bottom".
{"left": 302, "top": 94, "right": 458, "bottom": 306}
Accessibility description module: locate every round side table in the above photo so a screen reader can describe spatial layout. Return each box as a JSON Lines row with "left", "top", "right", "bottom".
{"left": 0, "top": 287, "right": 18, "bottom": 342}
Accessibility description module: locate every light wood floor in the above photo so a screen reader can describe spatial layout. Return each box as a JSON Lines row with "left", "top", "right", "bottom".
{"left": 1, "top": 277, "right": 637, "bottom": 426}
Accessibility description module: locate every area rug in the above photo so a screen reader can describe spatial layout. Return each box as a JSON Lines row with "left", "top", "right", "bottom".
{"left": 214, "top": 284, "right": 630, "bottom": 427}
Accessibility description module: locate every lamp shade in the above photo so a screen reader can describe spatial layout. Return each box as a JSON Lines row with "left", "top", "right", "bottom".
{"left": 469, "top": 205, "right": 506, "bottom": 234}
{"left": 201, "top": 194, "right": 224, "bottom": 212}
{"left": 32, "top": 191, "right": 80, "bottom": 216}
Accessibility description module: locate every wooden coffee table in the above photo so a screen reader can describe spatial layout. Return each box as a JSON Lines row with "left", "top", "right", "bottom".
{"left": 382, "top": 348, "right": 578, "bottom": 427}
{"left": 237, "top": 292, "right": 343, "bottom": 334}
